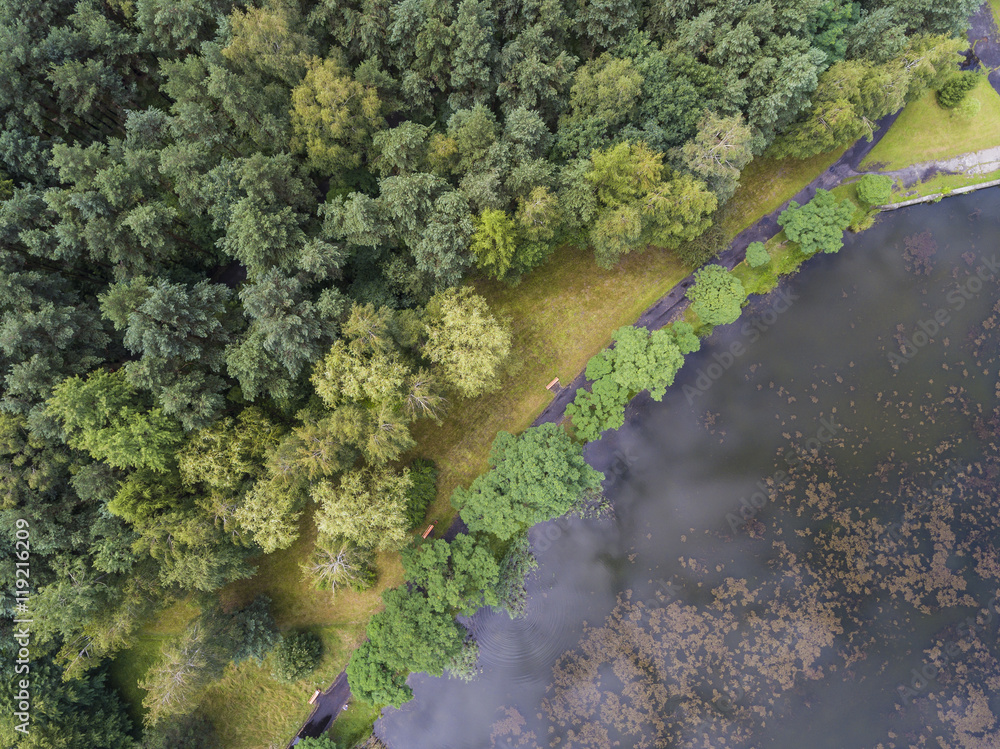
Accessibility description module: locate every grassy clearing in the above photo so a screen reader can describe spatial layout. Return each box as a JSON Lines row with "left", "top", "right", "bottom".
{"left": 413, "top": 244, "right": 690, "bottom": 523}
{"left": 327, "top": 699, "right": 381, "bottom": 747}
{"left": 199, "top": 623, "right": 358, "bottom": 749}
{"left": 204, "top": 516, "right": 401, "bottom": 748}
{"left": 111, "top": 138, "right": 848, "bottom": 749}
{"left": 720, "top": 146, "right": 847, "bottom": 238}
{"left": 861, "top": 76, "right": 1000, "bottom": 171}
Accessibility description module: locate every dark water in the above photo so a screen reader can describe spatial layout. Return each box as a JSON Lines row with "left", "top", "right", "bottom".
{"left": 378, "top": 190, "right": 1000, "bottom": 749}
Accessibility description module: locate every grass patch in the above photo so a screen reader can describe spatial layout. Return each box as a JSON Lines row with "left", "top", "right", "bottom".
{"left": 198, "top": 624, "right": 359, "bottom": 749}
{"left": 108, "top": 636, "right": 168, "bottom": 727}
{"left": 731, "top": 232, "right": 808, "bottom": 297}
{"left": 720, "top": 146, "right": 848, "bottom": 238}
{"left": 327, "top": 699, "right": 381, "bottom": 747}
{"left": 861, "top": 76, "right": 1000, "bottom": 171}
{"left": 883, "top": 167, "right": 1000, "bottom": 202}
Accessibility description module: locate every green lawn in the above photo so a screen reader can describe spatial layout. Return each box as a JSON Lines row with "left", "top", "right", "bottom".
{"left": 720, "top": 146, "right": 847, "bottom": 237}
{"left": 861, "top": 76, "right": 1000, "bottom": 171}
{"left": 327, "top": 699, "right": 381, "bottom": 747}
{"left": 109, "top": 141, "right": 845, "bottom": 749}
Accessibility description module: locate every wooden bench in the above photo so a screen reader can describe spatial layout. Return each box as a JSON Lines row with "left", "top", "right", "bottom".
{"left": 422, "top": 524, "right": 435, "bottom": 539}
{"left": 546, "top": 377, "right": 560, "bottom": 391}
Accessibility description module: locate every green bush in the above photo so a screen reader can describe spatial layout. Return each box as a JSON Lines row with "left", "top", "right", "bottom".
{"left": 954, "top": 95, "right": 982, "bottom": 120}
{"left": 405, "top": 458, "right": 438, "bottom": 527}
{"left": 295, "top": 738, "right": 339, "bottom": 749}
{"left": 270, "top": 631, "right": 322, "bottom": 682}
{"left": 744, "top": 241, "right": 769, "bottom": 268}
{"left": 686, "top": 264, "right": 747, "bottom": 325}
{"left": 777, "top": 189, "right": 855, "bottom": 256}
{"left": 855, "top": 174, "right": 893, "bottom": 207}
{"left": 937, "top": 72, "right": 979, "bottom": 109}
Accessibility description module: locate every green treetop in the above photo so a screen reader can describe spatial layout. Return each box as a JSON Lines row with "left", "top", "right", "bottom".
{"left": 686, "top": 264, "right": 747, "bottom": 326}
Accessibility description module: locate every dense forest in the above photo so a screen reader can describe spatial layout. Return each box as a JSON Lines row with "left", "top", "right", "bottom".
{"left": 0, "top": 0, "right": 976, "bottom": 744}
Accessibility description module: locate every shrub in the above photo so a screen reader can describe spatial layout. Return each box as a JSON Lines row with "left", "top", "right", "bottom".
{"left": 271, "top": 631, "right": 323, "bottom": 682}
{"left": 954, "top": 96, "right": 982, "bottom": 120}
{"left": 855, "top": 174, "right": 893, "bottom": 207}
{"left": 445, "top": 638, "right": 481, "bottom": 682}
{"left": 686, "top": 264, "right": 746, "bottom": 326}
{"left": 405, "top": 458, "right": 438, "bottom": 527}
{"left": 937, "top": 72, "right": 979, "bottom": 108}
{"left": 745, "top": 241, "right": 769, "bottom": 268}
{"left": 295, "top": 738, "right": 339, "bottom": 749}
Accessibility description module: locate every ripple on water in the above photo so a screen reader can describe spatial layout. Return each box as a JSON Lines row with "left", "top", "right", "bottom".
{"left": 470, "top": 579, "right": 591, "bottom": 685}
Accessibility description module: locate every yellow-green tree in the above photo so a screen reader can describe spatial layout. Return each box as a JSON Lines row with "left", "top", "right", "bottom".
{"left": 291, "top": 55, "right": 383, "bottom": 174}
{"left": 585, "top": 141, "right": 717, "bottom": 268}
{"left": 423, "top": 287, "right": 512, "bottom": 397}
{"left": 312, "top": 467, "right": 412, "bottom": 551}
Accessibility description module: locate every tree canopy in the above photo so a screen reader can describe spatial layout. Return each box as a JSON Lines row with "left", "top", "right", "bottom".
{"left": 777, "top": 188, "right": 856, "bottom": 256}
{"left": 686, "top": 264, "right": 747, "bottom": 325}
{"left": 452, "top": 423, "right": 604, "bottom": 539}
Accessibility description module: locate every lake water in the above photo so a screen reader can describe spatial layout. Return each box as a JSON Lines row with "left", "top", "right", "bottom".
{"left": 378, "top": 189, "right": 1000, "bottom": 749}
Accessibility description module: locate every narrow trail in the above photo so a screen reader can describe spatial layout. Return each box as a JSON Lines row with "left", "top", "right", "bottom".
{"left": 293, "top": 5, "right": 1000, "bottom": 747}
{"left": 285, "top": 672, "right": 350, "bottom": 747}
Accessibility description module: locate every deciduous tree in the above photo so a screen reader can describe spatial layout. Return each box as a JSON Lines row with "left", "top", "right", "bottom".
{"left": 453, "top": 423, "right": 603, "bottom": 539}
{"left": 402, "top": 533, "right": 500, "bottom": 614}
{"left": 686, "top": 264, "right": 747, "bottom": 326}
{"left": 423, "top": 287, "right": 511, "bottom": 397}
{"left": 777, "top": 188, "right": 856, "bottom": 256}
{"left": 313, "top": 467, "right": 412, "bottom": 550}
